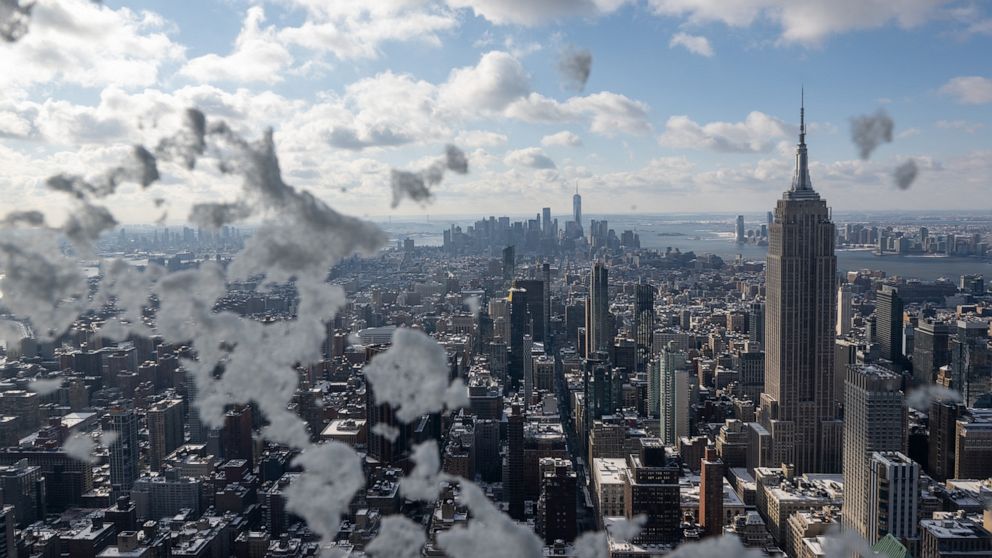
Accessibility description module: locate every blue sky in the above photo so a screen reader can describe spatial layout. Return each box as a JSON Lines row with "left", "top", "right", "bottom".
{"left": 1, "top": 0, "right": 990, "bottom": 222}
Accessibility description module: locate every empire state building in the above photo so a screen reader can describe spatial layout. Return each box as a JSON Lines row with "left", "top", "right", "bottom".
{"left": 759, "top": 97, "right": 842, "bottom": 474}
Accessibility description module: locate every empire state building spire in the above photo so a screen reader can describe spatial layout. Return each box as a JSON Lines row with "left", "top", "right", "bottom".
{"left": 789, "top": 89, "right": 815, "bottom": 195}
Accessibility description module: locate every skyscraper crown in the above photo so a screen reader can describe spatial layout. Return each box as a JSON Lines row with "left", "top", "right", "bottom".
{"left": 787, "top": 89, "right": 819, "bottom": 199}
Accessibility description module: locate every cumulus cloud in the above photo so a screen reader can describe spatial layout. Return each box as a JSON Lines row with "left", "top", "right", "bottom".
{"left": 180, "top": 7, "right": 292, "bottom": 84}
{"left": 669, "top": 32, "right": 714, "bottom": 56}
{"left": 906, "top": 384, "right": 962, "bottom": 410}
{"left": 63, "top": 433, "right": 98, "bottom": 463}
{"left": 649, "top": 0, "right": 949, "bottom": 44}
{"left": 0, "top": 0, "right": 184, "bottom": 89}
{"left": 659, "top": 111, "right": 790, "bottom": 153}
{"left": 284, "top": 443, "right": 365, "bottom": 542}
{"left": 0, "top": 0, "right": 33, "bottom": 42}
{"left": 28, "top": 377, "right": 63, "bottom": 395}
{"left": 400, "top": 441, "right": 443, "bottom": 501}
{"left": 936, "top": 119, "right": 986, "bottom": 133}
{"left": 542, "top": 131, "right": 583, "bottom": 147}
{"left": 367, "top": 515, "right": 427, "bottom": 558}
{"left": 893, "top": 159, "right": 918, "bottom": 189}
{"left": 441, "top": 51, "right": 531, "bottom": 112}
{"left": 0, "top": 230, "right": 87, "bottom": 340}
{"left": 363, "top": 328, "right": 469, "bottom": 422}
{"left": 278, "top": 1, "right": 457, "bottom": 61}
{"left": 940, "top": 76, "right": 992, "bottom": 105}
{"left": 389, "top": 145, "right": 469, "bottom": 207}
{"left": 504, "top": 147, "right": 557, "bottom": 169}
{"left": 850, "top": 109, "right": 894, "bottom": 159}
{"left": 558, "top": 46, "right": 592, "bottom": 91}
{"left": 455, "top": 130, "right": 507, "bottom": 148}
{"left": 446, "top": 0, "right": 629, "bottom": 26}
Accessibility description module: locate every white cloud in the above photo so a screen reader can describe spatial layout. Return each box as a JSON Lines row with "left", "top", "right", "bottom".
{"left": 649, "top": 0, "right": 951, "bottom": 44}
{"left": 279, "top": 1, "right": 457, "bottom": 60}
{"left": 936, "top": 119, "right": 985, "bottom": 133}
{"left": 180, "top": 7, "right": 292, "bottom": 84}
{"left": 504, "top": 147, "right": 557, "bottom": 169}
{"left": 940, "top": 76, "right": 992, "bottom": 104}
{"left": 565, "top": 92, "right": 651, "bottom": 135}
{"left": 440, "top": 51, "right": 531, "bottom": 113}
{"left": 456, "top": 130, "right": 508, "bottom": 147}
{"left": 659, "top": 111, "right": 791, "bottom": 152}
{"left": 669, "top": 32, "right": 714, "bottom": 56}
{"left": 445, "top": 0, "right": 630, "bottom": 26}
{"left": 541, "top": 131, "right": 582, "bottom": 147}
{"left": 507, "top": 92, "right": 652, "bottom": 136}
{"left": 0, "top": 0, "right": 184, "bottom": 89}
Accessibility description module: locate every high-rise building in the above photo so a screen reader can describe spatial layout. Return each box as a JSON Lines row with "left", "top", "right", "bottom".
{"left": 366, "top": 346, "right": 414, "bottom": 466}
{"left": 913, "top": 320, "right": 951, "bottom": 385}
{"left": 876, "top": 285, "right": 905, "bottom": 366}
{"left": 955, "top": 409, "right": 992, "bottom": 479}
{"left": 502, "top": 245, "right": 515, "bottom": 281}
{"left": 0, "top": 461, "right": 44, "bottom": 526}
{"left": 573, "top": 184, "right": 582, "bottom": 230}
{"left": 0, "top": 448, "right": 92, "bottom": 511}
{"left": 949, "top": 320, "right": 991, "bottom": 407}
{"left": 513, "top": 279, "right": 546, "bottom": 344}
{"left": 735, "top": 215, "right": 746, "bottom": 243}
{"left": 928, "top": 399, "right": 964, "bottom": 481}
{"left": 585, "top": 263, "right": 609, "bottom": 358}
{"left": 842, "top": 365, "right": 905, "bottom": 544}
{"left": 624, "top": 439, "right": 681, "bottom": 545}
{"left": 760, "top": 98, "right": 841, "bottom": 475}
{"left": 107, "top": 406, "right": 139, "bottom": 499}
{"left": 920, "top": 514, "right": 992, "bottom": 558}
{"left": 699, "top": 447, "right": 724, "bottom": 538}
{"left": 222, "top": 404, "right": 254, "bottom": 469}
{"left": 506, "top": 404, "right": 525, "bottom": 520}
{"left": 536, "top": 457, "right": 577, "bottom": 544}
{"left": 147, "top": 398, "right": 184, "bottom": 472}
{"left": 868, "top": 452, "right": 919, "bottom": 545}
{"left": 508, "top": 287, "right": 530, "bottom": 391}
{"left": 837, "top": 284, "right": 853, "bottom": 336}
{"left": 659, "top": 343, "right": 689, "bottom": 445}
{"left": 748, "top": 301, "right": 765, "bottom": 348}
{"left": 542, "top": 262, "right": 552, "bottom": 351}
{"left": 0, "top": 506, "right": 14, "bottom": 558}
{"left": 634, "top": 283, "right": 655, "bottom": 366}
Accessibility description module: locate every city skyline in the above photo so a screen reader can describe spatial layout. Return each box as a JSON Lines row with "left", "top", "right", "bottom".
{"left": 1, "top": 1, "right": 991, "bottom": 224}
{"left": 3, "top": 2, "right": 992, "bottom": 557}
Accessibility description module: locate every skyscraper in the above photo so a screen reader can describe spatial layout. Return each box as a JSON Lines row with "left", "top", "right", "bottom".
{"left": 634, "top": 283, "right": 655, "bottom": 367}
{"left": 585, "top": 263, "right": 609, "bottom": 358}
{"left": 536, "top": 457, "right": 577, "bottom": 544}
{"left": 836, "top": 284, "right": 853, "bottom": 336}
{"left": 876, "top": 285, "right": 905, "bottom": 366}
{"left": 542, "top": 207, "right": 552, "bottom": 237}
{"left": 513, "top": 279, "right": 546, "bottom": 344}
{"left": 760, "top": 97, "right": 841, "bottom": 475}
{"left": 868, "top": 452, "right": 919, "bottom": 545}
{"left": 107, "top": 406, "right": 139, "bottom": 499}
{"left": 508, "top": 286, "right": 530, "bottom": 391}
{"left": 506, "top": 404, "right": 525, "bottom": 520}
{"left": 699, "top": 447, "right": 724, "bottom": 538}
{"left": 502, "top": 245, "right": 515, "bottom": 281}
{"left": 913, "top": 320, "right": 951, "bottom": 385}
{"left": 842, "top": 364, "right": 905, "bottom": 545}
{"left": 735, "top": 215, "right": 746, "bottom": 243}
{"left": 147, "top": 398, "right": 184, "bottom": 472}
{"left": 573, "top": 184, "right": 582, "bottom": 230}
{"left": 659, "top": 342, "right": 689, "bottom": 445}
